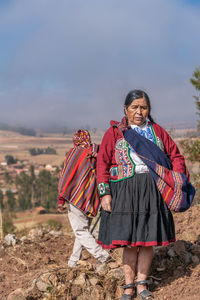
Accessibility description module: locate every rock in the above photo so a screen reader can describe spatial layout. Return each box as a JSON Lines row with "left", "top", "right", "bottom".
{"left": 90, "top": 285, "right": 104, "bottom": 299}
{"left": 173, "top": 240, "right": 186, "bottom": 255}
{"left": 181, "top": 251, "right": 192, "bottom": 264}
{"left": 4, "top": 234, "right": 18, "bottom": 246}
{"left": 89, "top": 277, "right": 99, "bottom": 286}
{"left": 73, "top": 273, "right": 86, "bottom": 285}
{"left": 28, "top": 228, "right": 43, "bottom": 239}
{"left": 49, "top": 230, "right": 62, "bottom": 237}
{"left": 107, "top": 261, "right": 119, "bottom": 269}
{"left": 7, "top": 288, "right": 26, "bottom": 300}
{"left": 40, "top": 272, "right": 58, "bottom": 286}
{"left": 108, "top": 266, "right": 124, "bottom": 279}
{"left": 191, "top": 255, "right": 200, "bottom": 265}
{"left": 95, "top": 262, "right": 108, "bottom": 275}
{"left": 190, "top": 244, "right": 200, "bottom": 255}
{"left": 20, "top": 236, "right": 26, "bottom": 242}
{"left": 156, "top": 266, "right": 166, "bottom": 272}
{"left": 65, "top": 269, "right": 76, "bottom": 281}
{"left": 71, "top": 284, "right": 82, "bottom": 297}
{"left": 167, "top": 248, "right": 176, "bottom": 257}
{"left": 77, "top": 260, "right": 88, "bottom": 267}
{"left": 155, "top": 246, "right": 167, "bottom": 256}
{"left": 35, "top": 278, "right": 48, "bottom": 292}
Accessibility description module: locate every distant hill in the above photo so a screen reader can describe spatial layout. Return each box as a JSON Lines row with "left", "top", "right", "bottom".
{"left": 0, "top": 123, "right": 36, "bottom": 136}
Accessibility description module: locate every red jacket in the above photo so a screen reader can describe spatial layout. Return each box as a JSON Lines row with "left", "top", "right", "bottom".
{"left": 97, "top": 119, "right": 186, "bottom": 196}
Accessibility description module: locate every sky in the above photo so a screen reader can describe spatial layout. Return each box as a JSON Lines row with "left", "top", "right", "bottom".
{"left": 0, "top": 0, "right": 200, "bottom": 130}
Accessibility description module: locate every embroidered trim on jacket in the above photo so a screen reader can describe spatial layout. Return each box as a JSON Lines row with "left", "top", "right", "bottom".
{"left": 98, "top": 183, "right": 110, "bottom": 196}
{"left": 110, "top": 138, "right": 135, "bottom": 182}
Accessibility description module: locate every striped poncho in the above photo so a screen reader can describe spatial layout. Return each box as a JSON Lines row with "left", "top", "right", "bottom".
{"left": 58, "top": 139, "right": 100, "bottom": 218}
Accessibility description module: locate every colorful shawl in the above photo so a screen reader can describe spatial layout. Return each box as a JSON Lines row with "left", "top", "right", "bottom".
{"left": 123, "top": 129, "right": 195, "bottom": 212}
{"left": 58, "top": 130, "right": 100, "bottom": 217}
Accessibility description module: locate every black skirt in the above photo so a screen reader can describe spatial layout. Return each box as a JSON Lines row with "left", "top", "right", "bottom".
{"left": 97, "top": 173, "right": 175, "bottom": 249}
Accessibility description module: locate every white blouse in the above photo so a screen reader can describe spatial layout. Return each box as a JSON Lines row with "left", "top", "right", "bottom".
{"left": 129, "top": 120, "right": 155, "bottom": 174}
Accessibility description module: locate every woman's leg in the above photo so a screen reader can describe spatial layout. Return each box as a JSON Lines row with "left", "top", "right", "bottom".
{"left": 123, "top": 247, "right": 138, "bottom": 295}
{"left": 136, "top": 246, "right": 154, "bottom": 295}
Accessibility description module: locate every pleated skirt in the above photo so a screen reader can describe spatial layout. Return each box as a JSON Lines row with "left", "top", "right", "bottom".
{"left": 97, "top": 173, "right": 175, "bottom": 249}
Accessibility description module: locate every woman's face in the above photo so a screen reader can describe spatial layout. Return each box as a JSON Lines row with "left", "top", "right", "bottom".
{"left": 124, "top": 97, "right": 149, "bottom": 126}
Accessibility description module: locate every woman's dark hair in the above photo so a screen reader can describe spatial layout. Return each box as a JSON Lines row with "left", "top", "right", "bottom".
{"left": 124, "top": 89, "right": 154, "bottom": 123}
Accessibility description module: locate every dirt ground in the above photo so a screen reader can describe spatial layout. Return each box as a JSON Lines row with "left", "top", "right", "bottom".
{"left": 0, "top": 204, "right": 200, "bottom": 299}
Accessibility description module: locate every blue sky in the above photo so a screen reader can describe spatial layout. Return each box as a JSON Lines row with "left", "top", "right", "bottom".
{"left": 0, "top": 0, "right": 200, "bottom": 130}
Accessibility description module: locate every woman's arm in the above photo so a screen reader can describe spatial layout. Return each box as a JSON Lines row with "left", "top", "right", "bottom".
{"left": 97, "top": 127, "right": 115, "bottom": 197}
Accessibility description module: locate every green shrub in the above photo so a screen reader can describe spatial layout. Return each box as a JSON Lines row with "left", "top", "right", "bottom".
{"left": 179, "top": 139, "right": 200, "bottom": 161}
{"left": 46, "top": 219, "right": 62, "bottom": 230}
{"left": 2, "top": 213, "right": 16, "bottom": 235}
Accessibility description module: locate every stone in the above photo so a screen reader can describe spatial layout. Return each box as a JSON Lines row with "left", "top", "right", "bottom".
{"left": 77, "top": 260, "right": 88, "bottom": 267}
{"left": 108, "top": 266, "right": 124, "bottom": 279}
{"left": 190, "top": 244, "right": 200, "bottom": 255}
{"left": 156, "top": 266, "right": 166, "bottom": 272}
{"left": 20, "top": 236, "right": 26, "bottom": 242}
{"left": 167, "top": 248, "right": 176, "bottom": 257}
{"left": 35, "top": 279, "right": 48, "bottom": 292}
{"left": 7, "top": 288, "right": 26, "bottom": 300}
{"left": 4, "top": 234, "right": 18, "bottom": 246}
{"left": 40, "top": 272, "right": 58, "bottom": 286}
{"left": 89, "top": 277, "right": 99, "bottom": 286}
{"left": 181, "top": 251, "right": 192, "bottom": 264}
{"left": 107, "top": 261, "right": 119, "bottom": 269}
{"left": 173, "top": 240, "right": 186, "bottom": 255}
{"left": 191, "top": 255, "right": 200, "bottom": 265}
{"left": 73, "top": 273, "right": 86, "bottom": 285}
{"left": 71, "top": 284, "right": 82, "bottom": 297}
{"left": 95, "top": 262, "right": 108, "bottom": 275}
{"left": 90, "top": 285, "right": 104, "bottom": 299}
{"left": 49, "top": 230, "right": 62, "bottom": 237}
{"left": 28, "top": 228, "right": 43, "bottom": 239}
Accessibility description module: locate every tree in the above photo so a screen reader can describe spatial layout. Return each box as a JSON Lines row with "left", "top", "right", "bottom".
{"left": 6, "top": 191, "right": 16, "bottom": 211}
{"left": 190, "top": 67, "right": 200, "bottom": 130}
{"left": 34, "top": 170, "right": 58, "bottom": 209}
{"left": 15, "top": 171, "right": 32, "bottom": 210}
{"left": 5, "top": 155, "right": 17, "bottom": 165}
{"left": 4, "top": 171, "right": 13, "bottom": 184}
{"left": 0, "top": 190, "right": 4, "bottom": 210}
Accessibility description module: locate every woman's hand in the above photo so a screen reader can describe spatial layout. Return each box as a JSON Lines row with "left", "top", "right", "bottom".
{"left": 101, "top": 195, "right": 112, "bottom": 212}
{"left": 57, "top": 203, "right": 68, "bottom": 213}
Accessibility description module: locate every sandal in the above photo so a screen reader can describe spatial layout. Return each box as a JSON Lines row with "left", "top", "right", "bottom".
{"left": 120, "top": 283, "right": 135, "bottom": 300}
{"left": 135, "top": 280, "right": 154, "bottom": 300}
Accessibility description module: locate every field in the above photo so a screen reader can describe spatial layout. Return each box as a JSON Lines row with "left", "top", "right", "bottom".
{"left": 0, "top": 129, "right": 104, "bottom": 166}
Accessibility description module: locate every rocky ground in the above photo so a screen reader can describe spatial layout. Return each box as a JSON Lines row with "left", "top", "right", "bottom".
{"left": 0, "top": 205, "right": 200, "bottom": 300}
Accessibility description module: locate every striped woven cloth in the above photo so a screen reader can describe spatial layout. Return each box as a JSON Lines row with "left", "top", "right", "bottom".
{"left": 124, "top": 129, "right": 195, "bottom": 212}
{"left": 58, "top": 143, "right": 100, "bottom": 217}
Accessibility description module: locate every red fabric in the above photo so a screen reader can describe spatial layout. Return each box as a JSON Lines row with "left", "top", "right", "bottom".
{"left": 97, "top": 239, "right": 176, "bottom": 249}
{"left": 97, "top": 119, "right": 186, "bottom": 185}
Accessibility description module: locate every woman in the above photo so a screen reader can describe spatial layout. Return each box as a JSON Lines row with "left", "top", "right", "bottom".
{"left": 97, "top": 90, "right": 194, "bottom": 300}
{"left": 57, "top": 129, "right": 109, "bottom": 267}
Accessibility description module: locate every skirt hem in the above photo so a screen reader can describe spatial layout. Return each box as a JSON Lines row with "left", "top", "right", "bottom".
{"left": 97, "top": 238, "right": 176, "bottom": 249}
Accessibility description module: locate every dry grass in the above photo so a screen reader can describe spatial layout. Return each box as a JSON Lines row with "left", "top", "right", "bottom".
{"left": 0, "top": 130, "right": 104, "bottom": 166}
